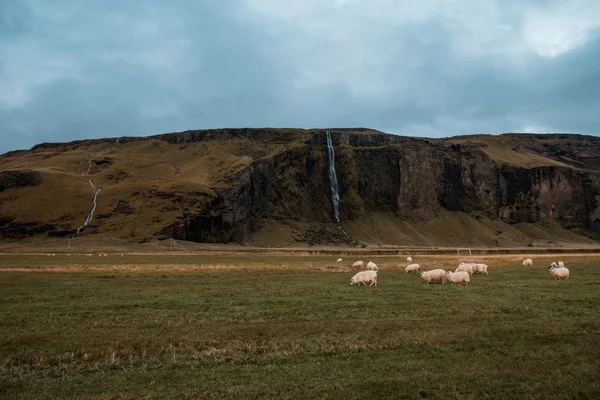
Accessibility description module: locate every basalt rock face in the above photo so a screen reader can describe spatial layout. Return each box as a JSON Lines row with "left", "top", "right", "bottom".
{"left": 163, "top": 131, "right": 600, "bottom": 242}
{"left": 171, "top": 144, "right": 334, "bottom": 243}
{"left": 0, "top": 170, "right": 40, "bottom": 192}
{"left": 495, "top": 166, "right": 600, "bottom": 235}
{"left": 332, "top": 136, "right": 500, "bottom": 221}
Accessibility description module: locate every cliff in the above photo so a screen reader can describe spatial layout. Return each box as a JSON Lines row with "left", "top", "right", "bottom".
{"left": 1, "top": 128, "right": 599, "bottom": 247}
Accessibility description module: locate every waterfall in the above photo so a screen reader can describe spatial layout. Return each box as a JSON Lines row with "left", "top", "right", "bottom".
{"left": 325, "top": 130, "right": 340, "bottom": 224}
{"left": 77, "top": 160, "right": 102, "bottom": 234}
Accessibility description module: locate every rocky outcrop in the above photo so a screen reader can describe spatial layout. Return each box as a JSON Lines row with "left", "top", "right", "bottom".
{"left": 496, "top": 166, "right": 600, "bottom": 235}
{"left": 161, "top": 145, "right": 333, "bottom": 243}
{"left": 114, "top": 201, "right": 135, "bottom": 215}
{"left": 0, "top": 170, "right": 40, "bottom": 192}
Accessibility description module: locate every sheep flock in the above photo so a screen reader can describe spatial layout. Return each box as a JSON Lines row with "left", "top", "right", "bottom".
{"left": 345, "top": 256, "right": 571, "bottom": 287}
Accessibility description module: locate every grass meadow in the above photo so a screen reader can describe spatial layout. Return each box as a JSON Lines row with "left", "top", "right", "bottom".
{"left": 0, "top": 253, "right": 599, "bottom": 399}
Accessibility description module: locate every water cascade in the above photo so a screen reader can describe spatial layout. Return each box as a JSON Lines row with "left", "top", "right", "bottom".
{"left": 77, "top": 160, "right": 102, "bottom": 234}
{"left": 325, "top": 130, "right": 341, "bottom": 224}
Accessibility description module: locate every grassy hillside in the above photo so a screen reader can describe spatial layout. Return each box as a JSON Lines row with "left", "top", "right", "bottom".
{"left": 450, "top": 135, "right": 570, "bottom": 168}
{"left": 2, "top": 129, "right": 600, "bottom": 247}
{"left": 246, "top": 212, "right": 595, "bottom": 248}
{"left": 0, "top": 132, "right": 308, "bottom": 240}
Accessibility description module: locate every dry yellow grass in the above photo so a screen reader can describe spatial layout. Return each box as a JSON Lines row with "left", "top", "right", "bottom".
{"left": 0, "top": 253, "right": 591, "bottom": 273}
{"left": 0, "top": 134, "right": 307, "bottom": 240}
{"left": 450, "top": 134, "right": 572, "bottom": 168}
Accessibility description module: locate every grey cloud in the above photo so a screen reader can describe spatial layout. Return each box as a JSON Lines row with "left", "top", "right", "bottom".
{"left": 1, "top": 0, "right": 599, "bottom": 154}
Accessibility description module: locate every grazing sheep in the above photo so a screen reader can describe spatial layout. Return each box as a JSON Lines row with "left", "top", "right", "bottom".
{"left": 352, "top": 261, "right": 364, "bottom": 269}
{"left": 336, "top": 258, "right": 343, "bottom": 263}
{"left": 557, "top": 261, "right": 565, "bottom": 268}
{"left": 405, "top": 263, "right": 420, "bottom": 273}
{"left": 472, "top": 263, "right": 488, "bottom": 275}
{"left": 420, "top": 269, "right": 447, "bottom": 284}
{"left": 444, "top": 271, "right": 471, "bottom": 285}
{"left": 522, "top": 258, "right": 533, "bottom": 267}
{"left": 350, "top": 270, "right": 378, "bottom": 286}
{"left": 548, "top": 265, "right": 569, "bottom": 280}
{"left": 455, "top": 263, "right": 474, "bottom": 275}
{"left": 406, "top": 256, "right": 413, "bottom": 263}
{"left": 366, "top": 261, "right": 378, "bottom": 271}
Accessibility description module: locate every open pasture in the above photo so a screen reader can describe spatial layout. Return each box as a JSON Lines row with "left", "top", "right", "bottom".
{"left": 1, "top": 253, "right": 599, "bottom": 399}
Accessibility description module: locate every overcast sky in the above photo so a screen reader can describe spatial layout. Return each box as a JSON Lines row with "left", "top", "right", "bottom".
{"left": 1, "top": 0, "right": 600, "bottom": 154}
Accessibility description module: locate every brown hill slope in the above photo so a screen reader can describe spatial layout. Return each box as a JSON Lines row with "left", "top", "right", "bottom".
{"left": 1, "top": 129, "right": 600, "bottom": 247}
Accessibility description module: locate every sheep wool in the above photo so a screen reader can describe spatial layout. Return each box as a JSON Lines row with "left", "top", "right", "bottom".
{"left": 405, "top": 263, "right": 420, "bottom": 273}
{"left": 420, "top": 269, "right": 446, "bottom": 284}
{"left": 444, "top": 271, "right": 471, "bottom": 285}
{"left": 548, "top": 266, "right": 569, "bottom": 280}
{"left": 350, "top": 270, "right": 378, "bottom": 286}
{"left": 366, "top": 261, "right": 378, "bottom": 271}
{"left": 455, "top": 263, "right": 474, "bottom": 275}
{"left": 472, "top": 263, "right": 488, "bottom": 274}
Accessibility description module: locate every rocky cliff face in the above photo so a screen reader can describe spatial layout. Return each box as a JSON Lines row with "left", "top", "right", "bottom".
{"left": 153, "top": 130, "right": 600, "bottom": 243}
{"left": 1, "top": 129, "right": 600, "bottom": 244}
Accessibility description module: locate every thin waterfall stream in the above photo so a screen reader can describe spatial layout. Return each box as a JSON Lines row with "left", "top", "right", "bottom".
{"left": 325, "top": 130, "right": 340, "bottom": 224}
{"left": 325, "top": 130, "right": 349, "bottom": 236}
{"left": 76, "top": 159, "right": 102, "bottom": 234}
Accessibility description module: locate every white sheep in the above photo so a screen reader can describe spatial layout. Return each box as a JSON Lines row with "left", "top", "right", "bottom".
{"left": 557, "top": 261, "right": 565, "bottom": 268}
{"left": 405, "top": 263, "right": 420, "bottom": 273}
{"left": 336, "top": 258, "right": 343, "bottom": 263}
{"left": 548, "top": 265, "right": 569, "bottom": 280}
{"left": 444, "top": 271, "right": 471, "bottom": 285}
{"left": 366, "top": 261, "right": 378, "bottom": 271}
{"left": 350, "top": 270, "right": 378, "bottom": 286}
{"left": 455, "top": 263, "right": 474, "bottom": 275}
{"left": 352, "top": 261, "right": 364, "bottom": 269}
{"left": 522, "top": 258, "right": 533, "bottom": 267}
{"left": 420, "top": 269, "right": 446, "bottom": 284}
{"left": 406, "top": 256, "right": 413, "bottom": 263}
{"left": 549, "top": 262, "right": 558, "bottom": 269}
{"left": 472, "top": 263, "right": 488, "bottom": 274}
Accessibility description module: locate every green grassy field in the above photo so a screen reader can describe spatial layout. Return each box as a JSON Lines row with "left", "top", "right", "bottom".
{"left": 1, "top": 254, "right": 599, "bottom": 399}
